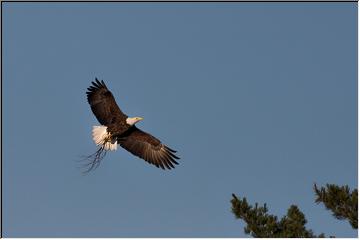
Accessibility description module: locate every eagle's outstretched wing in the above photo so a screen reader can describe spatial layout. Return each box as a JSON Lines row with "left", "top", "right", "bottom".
{"left": 119, "top": 126, "right": 180, "bottom": 170}
{"left": 86, "top": 79, "right": 128, "bottom": 125}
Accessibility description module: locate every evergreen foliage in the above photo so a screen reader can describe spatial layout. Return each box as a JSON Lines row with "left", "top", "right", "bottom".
{"left": 314, "top": 183, "right": 358, "bottom": 229}
{"left": 231, "top": 184, "right": 358, "bottom": 237}
{"left": 231, "top": 194, "right": 325, "bottom": 238}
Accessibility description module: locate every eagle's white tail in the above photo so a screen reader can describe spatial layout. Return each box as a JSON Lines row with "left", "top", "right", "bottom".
{"left": 92, "top": 126, "right": 117, "bottom": 151}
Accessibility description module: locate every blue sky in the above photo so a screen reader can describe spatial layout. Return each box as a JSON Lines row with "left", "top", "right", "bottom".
{"left": 3, "top": 2, "right": 357, "bottom": 237}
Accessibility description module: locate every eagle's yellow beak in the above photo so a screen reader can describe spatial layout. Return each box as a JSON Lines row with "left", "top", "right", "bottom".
{"left": 126, "top": 117, "right": 143, "bottom": 125}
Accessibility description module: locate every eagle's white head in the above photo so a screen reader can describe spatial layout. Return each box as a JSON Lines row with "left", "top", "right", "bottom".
{"left": 126, "top": 117, "right": 144, "bottom": 126}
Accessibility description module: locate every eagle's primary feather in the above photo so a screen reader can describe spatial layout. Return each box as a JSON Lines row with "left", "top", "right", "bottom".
{"left": 84, "top": 78, "right": 180, "bottom": 172}
{"left": 86, "top": 80, "right": 128, "bottom": 126}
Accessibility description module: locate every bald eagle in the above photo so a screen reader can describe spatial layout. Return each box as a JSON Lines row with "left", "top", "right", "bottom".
{"left": 83, "top": 78, "right": 179, "bottom": 172}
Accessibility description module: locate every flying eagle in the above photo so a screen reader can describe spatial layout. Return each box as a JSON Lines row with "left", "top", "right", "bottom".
{"left": 83, "top": 78, "right": 179, "bottom": 172}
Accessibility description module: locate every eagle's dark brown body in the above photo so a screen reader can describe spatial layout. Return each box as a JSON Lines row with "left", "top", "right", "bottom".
{"left": 85, "top": 79, "right": 179, "bottom": 171}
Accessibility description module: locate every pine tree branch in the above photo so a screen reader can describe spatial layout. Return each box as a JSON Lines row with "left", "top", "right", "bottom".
{"left": 314, "top": 183, "right": 358, "bottom": 229}
{"left": 231, "top": 193, "right": 324, "bottom": 238}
